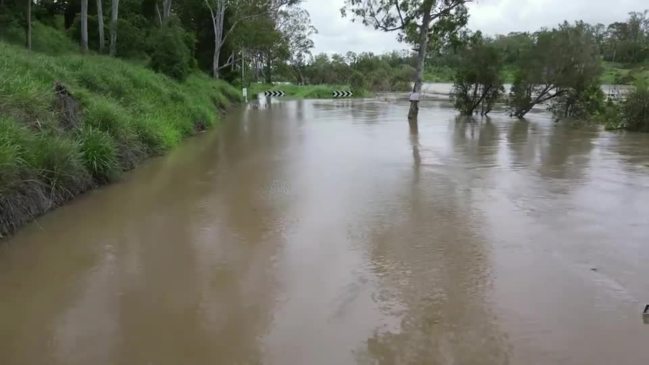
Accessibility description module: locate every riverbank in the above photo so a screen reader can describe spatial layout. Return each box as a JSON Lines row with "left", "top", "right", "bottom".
{"left": 0, "top": 41, "right": 241, "bottom": 238}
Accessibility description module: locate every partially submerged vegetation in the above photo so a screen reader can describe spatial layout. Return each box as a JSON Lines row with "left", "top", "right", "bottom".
{"left": 0, "top": 40, "right": 240, "bottom": 237}
{"left": 600, "top": 81, "right": 649, "bottom": 131}
{"left": 449, "top": 19, "right": 648, "bottom": 132}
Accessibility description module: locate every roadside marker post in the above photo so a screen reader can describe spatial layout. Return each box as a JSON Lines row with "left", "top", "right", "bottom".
{"left": 263, "top": 90, "right": 285, "bottom": 97}
{"left": 332, "top": 90, "right": 353, "bottom": 98}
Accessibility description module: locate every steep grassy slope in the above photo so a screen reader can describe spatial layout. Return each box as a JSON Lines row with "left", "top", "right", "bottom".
{"left": 0, "top": 41, "right": 240, "bottom": 237}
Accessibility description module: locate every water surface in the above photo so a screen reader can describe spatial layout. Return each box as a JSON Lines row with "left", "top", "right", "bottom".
{"left": 1, "top": 98, "right": 649, "bottom": 364}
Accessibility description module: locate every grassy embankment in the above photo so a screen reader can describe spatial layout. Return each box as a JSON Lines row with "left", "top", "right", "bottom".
{"left": 248, "top": 83, "right": 372, "bottom": 98}
{"left": 601, "top": 62, "right": 649, "bottom": 84}
{"left": 0, "top": 28, "right": 240, "bottom": 238}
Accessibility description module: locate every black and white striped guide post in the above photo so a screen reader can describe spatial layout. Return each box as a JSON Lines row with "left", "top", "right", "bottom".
{"left": 332, "top": 91, "right": 353, "bottom": 98}
{"left": 263, "top": 90, "right": 285, "bottom": 97}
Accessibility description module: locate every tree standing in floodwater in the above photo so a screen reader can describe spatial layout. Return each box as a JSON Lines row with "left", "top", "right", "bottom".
{"left": 341, "top": 0, "right": 471, "bottom": 120}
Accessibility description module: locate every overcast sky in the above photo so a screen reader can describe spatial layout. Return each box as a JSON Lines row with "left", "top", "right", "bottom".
{"left": 302, "top": 0, "right": 647, "bottom": 55}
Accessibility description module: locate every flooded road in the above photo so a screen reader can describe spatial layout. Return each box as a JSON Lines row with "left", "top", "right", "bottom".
{"left": 1, "top": 98, "right": 649, "bottom": 364}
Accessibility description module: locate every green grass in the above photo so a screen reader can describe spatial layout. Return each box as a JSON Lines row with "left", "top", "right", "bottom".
{"left": 601, "top": 62, "right": 649, "bottom": 84}
{"left": 0, "top": 20, "right": 78, "bottom": 55}
{"left": 0, "top": 38, "right": 240, "bottom": 237}
{"left": 423, "top": 65, "right": 455, "bottom": 83}
{"left": 248, "top": 83, "right": 371, "bottom": 98}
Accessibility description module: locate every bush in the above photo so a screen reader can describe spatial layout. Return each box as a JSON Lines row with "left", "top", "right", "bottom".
{"left": 114, "top": 16, "right": 151, "bottom": 59}
{"left": 623, "top": 81, "right": 649, "bottom": 132}
{"left": 598, "top": 102, "right": 625, "bottom": 130}
{"left": 549, "top": 83, "right": 605, "bottom": 120}
{"left": 148, "top": 24, "right": 193, "bottom": 80}
{"left": 452, "top": 37, "right": 505, "bottom": 116}
{"left": 350, "top": 71, "right": 367, "bottom": 93}
{"left": 78, "top": 128, "right": 120, "bottom": 182}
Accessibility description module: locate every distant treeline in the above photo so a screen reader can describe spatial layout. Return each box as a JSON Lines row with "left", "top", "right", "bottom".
{"left": 279, "top": 10, "right": 649, "bottom": 90}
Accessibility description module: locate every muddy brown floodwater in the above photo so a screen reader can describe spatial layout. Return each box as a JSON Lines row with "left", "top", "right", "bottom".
{"left": 2, "top": 98, "right": 649, "bottom": 365}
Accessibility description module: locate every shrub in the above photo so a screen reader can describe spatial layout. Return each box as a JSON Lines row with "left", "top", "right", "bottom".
{"left": 598, "top": 102, "right": 625, "bottom": 130}
{"left": 452, "top": 36, "right": 505, "bottom": 116}
{"left": 114, "top": 16, "right": 151, "bottom": 59}
{"left": 622, "top": 81, "right": 649, "bottom": 132}
{"left": 78, "top": 128, "right": 120, "bottom": 182}
{"left": 350, "top": 71, "right": 367, "bottom": 93}
{"left": 549, "top": 83, "right": 605, "bottom": 120}
{"left": 148, "top": 24, "right": 193, "bottom": 80}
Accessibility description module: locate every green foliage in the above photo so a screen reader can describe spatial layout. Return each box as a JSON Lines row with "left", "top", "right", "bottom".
{"left": 301, "top": 51, "right": 413, "bottom": 92}
{"left": 509, "top": 22, "right": 603, "bottom": 119}
{"left": 623, "top": 81, "right": 649, "bottom": 131}
{"left": 424, "top": 65, "right": 455, "bottom": 82}
{"left": 598, "top": 102, "right": 625, "bottom": 130}
{"left": 0, "top": 18, "right": 78, "bottom": 55}
{"left": 114, "top": 16, "right": 151, "bottom": 59}
{"left": 549, "top": 83, "right": 605, "bottom": 120}
{"left": 452, "top": 35, "right": 505, "bottom": 116}
{"left": 148, "top": 24, "right": 194, "bottom": 80}
{"left": 601, "top": 11, "right": 649, "bottom": 64}
{"left": 78, "top": 127, "right": 120, "bottom": 182}
{"left": 350, "top": 71, "right": 368, "bottom": 93}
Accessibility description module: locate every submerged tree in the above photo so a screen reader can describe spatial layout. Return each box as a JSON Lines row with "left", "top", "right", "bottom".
{"left": 342, "top": 0, "right": 471, "bottom": 120}
{"left": 509, "top": 22, "right": 603, "bottom": 119}
{"left": 452, "top": 34, "right": 504, "bottom": 116}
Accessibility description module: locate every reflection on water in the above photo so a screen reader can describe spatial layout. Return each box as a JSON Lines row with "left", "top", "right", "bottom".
{"left": 1, "top": 99, "right": 649, "bottom": 365}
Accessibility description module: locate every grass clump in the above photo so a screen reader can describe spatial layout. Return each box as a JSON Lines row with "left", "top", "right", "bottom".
{"left": 25, "top": 134, "right": 92, "bottom": 199}
{"left": 78, "top": 128, "right": 120, "bottom": 183}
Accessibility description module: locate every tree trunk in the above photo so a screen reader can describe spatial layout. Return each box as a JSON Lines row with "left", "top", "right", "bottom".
{"left": 80, "top": 0, "right": 88, "bottom": 52}
{"left": 163, "top": 0, "right": 172, "bottom": 22}
{"left": 408, "top": 0, "right": 434, "bottom": 121}
{"left": 265, "top": 50, "right": 272, "bottom": 84}
{"left": 212, "top": 40, "right": 221, "bottom": 78}
{"left": 208, "top": 0, "right": 226, "bottom": 79}
{"left": 97, "top": 0, "right": 105, "bottom": 53}
{"left": 109, "top": 0, "right": 119, "bottom": 56}
{"left": 26, "top": 0, "right": 31, "bottom": 50}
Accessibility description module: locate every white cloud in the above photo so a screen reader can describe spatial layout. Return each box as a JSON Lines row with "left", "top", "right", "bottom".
{"left": 303, "top": 0, "right": 648, "bottom": 54}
